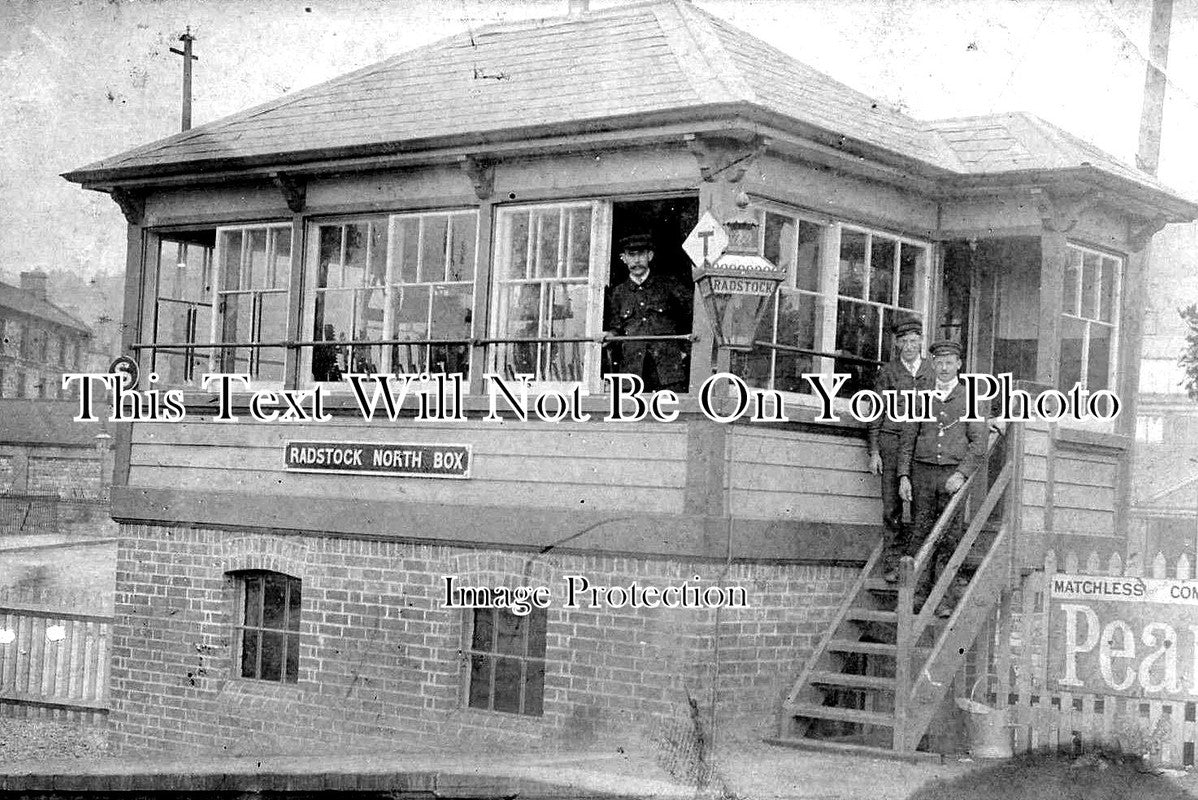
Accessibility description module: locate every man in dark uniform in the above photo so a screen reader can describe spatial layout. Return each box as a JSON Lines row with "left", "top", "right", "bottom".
{"left": 869, "top": 317, "right": 934, "bottom": 582}
{"left": 897, "top": 339, "right": 988, "bottom": 617}
{"left": 605, "top": 233, "right": 692, "bottom": 393}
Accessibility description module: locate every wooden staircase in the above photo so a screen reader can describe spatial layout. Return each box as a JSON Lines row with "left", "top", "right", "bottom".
{"left": 774, "top": 434, "right": 1014, "bottom": 757}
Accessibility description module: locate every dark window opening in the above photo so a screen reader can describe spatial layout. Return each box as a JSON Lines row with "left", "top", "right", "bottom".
{"left": 235, "top": 571, "right": 301, "bottom": 683}
{"left": 466, "top": 607, "right": 547, "bottom": 716}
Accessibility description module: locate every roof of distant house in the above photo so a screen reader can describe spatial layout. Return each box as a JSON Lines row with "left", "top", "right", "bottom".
{"left": 0, "top": 281, "right": 91, "bottom": 334}
{"left": 62, "top": 0, "right": 1196, "bottom": 218}
{"left": 0, "top": 399, "right": 107, "bottom": 447}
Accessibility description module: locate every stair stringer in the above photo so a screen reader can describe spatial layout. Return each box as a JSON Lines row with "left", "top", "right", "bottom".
{"left": 899, "top": 523, "right": 1011, "bottom": 749}
{"left": 781, "top": 537, "right": 884, "bottom": 735}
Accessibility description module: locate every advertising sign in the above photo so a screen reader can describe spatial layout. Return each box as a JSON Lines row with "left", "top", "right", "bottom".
{"left": 1049, "top": 572, "right": 1198, "bottom": 700}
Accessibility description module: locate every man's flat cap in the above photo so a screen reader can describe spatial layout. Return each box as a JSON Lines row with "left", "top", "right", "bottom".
{"left": 619, "top": 233, "right": 654, "bottom": 252}
{"left": 892, "top": 317, "right": 923, "bottom": 338}
{"left": 929, "top": 339, "right": 962, "bottom": 357}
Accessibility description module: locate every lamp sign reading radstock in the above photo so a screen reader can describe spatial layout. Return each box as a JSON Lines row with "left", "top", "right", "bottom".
{"left": 1049, "top": 573, "right": 1198, "bottom": 700}
{"left": 285, "top": 441, "right": 471, "bottom": 479}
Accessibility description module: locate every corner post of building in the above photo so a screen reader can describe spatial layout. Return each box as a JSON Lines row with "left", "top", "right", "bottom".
{"left": 1114, "top": 216, "right": 1168, "bottom": 549}
{"left": 687, "top": 133, "right": 768, "bottom": 381}
{"left": 272, "top": 172, "right": 308, "bottom": 389}
{"left": 1031, "top": 188, "right": 1072, "bottom": 389}
{"left": 461, "top": 155, "right": 497, "bottom": 395}
{"left": 110, "top": 185, "right": 147, "bottom": 488}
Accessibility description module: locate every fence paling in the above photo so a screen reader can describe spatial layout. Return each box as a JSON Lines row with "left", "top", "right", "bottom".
{"left": 0, "top": 607, "right": 111, "bottom": 715}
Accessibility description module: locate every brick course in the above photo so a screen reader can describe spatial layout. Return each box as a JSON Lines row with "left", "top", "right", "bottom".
{"left": 108, "top": 524, "right": 853, "bottom": 756}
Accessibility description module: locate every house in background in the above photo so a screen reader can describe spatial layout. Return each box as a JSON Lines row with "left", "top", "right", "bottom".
{"left": 0, "top": 271, "right": 91, "bottom": 400}
{"left": 62, "top": 0, "right": 1197, "bottom": 759}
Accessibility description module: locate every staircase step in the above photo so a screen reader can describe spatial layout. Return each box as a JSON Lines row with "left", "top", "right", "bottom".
{"left": 807, "top": 671, "right": 896, "bottom": 690}
{"left": 846, "top": 608, "right": 897, "bottom": 623}
{"left": 788, "top": 702, "right": 895, "bottom": 727}
{"left": 765, "top": 736, "right": 944, "bottom": 764}
{"left": 864, "top": 579, "right": 900, "bottom": 594}
{"left": 827, "top": 639, "right": 897, "bottom": 656}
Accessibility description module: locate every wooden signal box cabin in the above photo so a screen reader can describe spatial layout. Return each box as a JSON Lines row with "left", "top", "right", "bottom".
{"left": 65, "top": 0, "right": 1197, "bottom": 758}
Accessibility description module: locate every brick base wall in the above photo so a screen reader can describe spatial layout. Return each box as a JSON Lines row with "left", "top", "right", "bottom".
{"left": 109, "top": 524, "right": 854, "bottom": 756}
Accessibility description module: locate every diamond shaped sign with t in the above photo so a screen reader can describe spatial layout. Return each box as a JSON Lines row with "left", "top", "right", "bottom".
{"left": 682, "top": 211, "right": 729, "bottom": 270}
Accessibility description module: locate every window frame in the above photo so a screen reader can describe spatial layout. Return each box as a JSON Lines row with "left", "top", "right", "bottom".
{"left": 739, "top": 200, "right": 934, "bottom": 405}
{"left": 231, "top": 570, "right": 302, "bottom": 684}
{"left": 487, "top": 200, "right": 611, "bottom": 393}
{"left": 1059, "top": 242, "right": 1122, "bottom": 393}
{"left": 463, "top": 606, "right": 548, "bottom": 717}
{"left": 299, "top": 209, "right": 481, "bottom": 388}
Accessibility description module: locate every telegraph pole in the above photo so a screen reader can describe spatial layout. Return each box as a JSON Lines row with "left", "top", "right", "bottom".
{"left": 169, "top": 28, "right": 198, "bottom": 132}
{"left": 1136, "top": 0, "right": 1172, "bottom": 176}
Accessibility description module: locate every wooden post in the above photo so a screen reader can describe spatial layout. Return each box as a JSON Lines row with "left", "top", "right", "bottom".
{"left": 1035, "top": 228, "right": 1069, "bottom": 389}
{"left": 894, "top": 556, "right": 915, "bottom": 752}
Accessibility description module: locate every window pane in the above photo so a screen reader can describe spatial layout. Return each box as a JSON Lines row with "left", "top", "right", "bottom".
{"left": 314, "top": 290, "right": 353, "bottom": 357}
{"left": 836, "top": 299, "right": 880, "bottom": 361}
{"left": 429, "top": 285, "right": 473, "bottom": 341}
{"left": 240, "top": 631, "right": 260, "bottom": 679}
{"left": 1058, "top": 316, "right": 1086, "bottom": 392}
{"left": 898, "top": 244, "right": 924, "bottom": 309}
{"left": 1088, "top": 322, "right": 1112, "bottom": 391}
{"left": 795, "top": 221, "right": 822, "bottom": 293}
{"left": 248, "top": 229, "right": 269, "bottom": 290}
{"left": 496, "top": 609, "right": 525, "bottom": 656}
{"left": 763, "top": 213, "right": 794, "bottom": 276}
{"left": 448, "top": 215, "right": 477, "bottom": 282}
{"left": 287, "top": 580, "right": 302, "bottom": 631}
{"left": 534, "top": 209, "right": 562, "bottom": 279}
{"left": 493, "top": 657, "right": 522, "bottom": 713}
{"left": 838, "top": 230, "right": 868, "bottom": 300}
{"left": 396, "top": 218, "right": 421, "bottom": 284}
{"left": 421, "top": 216, "right": 448, "bottom": 283}
{"left": 468, "top": 654, "right": 491, "bottom": 709}
{"left": 257, "top": 292, "right": 289, "bottom": 382}
{"left": 567, "top": 208, "right": 591, "bottom": 277}
{"left": 528, "top": 608, "right": 547, "bottom": 656}
{"left": 869, "top": 237, "right": 896, "bottom": 305}
{"left": 344, "top": 222, "right": 370, "bottom": 286}
{"left": 244, "top": 576, "right": 262, "bottom": 627}
{"left": 284, "top": 633, "right": 299, "bottom": 682}
{"left": 369, "top": 221, "right": 387, "bottom": 287}
{"left": 1081, "top": 251, "right": 1101, "bottom": 319}
{"left": 523, "top": 660, "right": 545, "bottom": 716}
{"left": 262, "top": 575, "right": 287, "bottom": 629}
{"left": 1099, "top": 257, "right": 1117, "bottom": 323}
{"left": 219, "top": 294, "right": 254, "bottom": 373}
{"left": 271, "top": 229, "right": 292, "bottom": 290}
{"left": 1062, "top": 248, "right": 1082, "bottom": 316}
{"left": 504, "top": 212, "right": 531, "bottom": 279}
{"left": 471, "top": 609, "right": 493, "bottom": 651}
{"left": 260, "top": 631, "right": 284, "bottom": 681}
{"left": 318, "top": 226, "right": 342, "bottom": 288}
{"left": 220, "top": 231, "right": 245, "bottom": 291}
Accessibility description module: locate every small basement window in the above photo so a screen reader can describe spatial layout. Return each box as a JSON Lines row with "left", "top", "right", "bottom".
{"left": 234, "top": 571, "right": 301, "bottom": 683}
{"left": 465, "top": 607, "right": 547, "bottom": 716}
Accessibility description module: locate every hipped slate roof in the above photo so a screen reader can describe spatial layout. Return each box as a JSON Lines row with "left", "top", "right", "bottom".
{"left": 0, "top": 281, "right": 90, "bottom": 334}
{"left": 63, "top": 0, "right": 1194, "bottom": 213}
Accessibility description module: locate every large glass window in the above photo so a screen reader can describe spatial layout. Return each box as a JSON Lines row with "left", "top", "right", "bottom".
{"left": 215, "top": 225, "right": 292, "bottom": 382}
{"left": 736, "top": 209, "right": 929, "bottom": 397}
{"left": 148, "top": 234, "right": 214, "bottom": 384}
{"left": 1059, "top": 244, "right": 1121, "bottom": 392}
{"left": 304, "top": 211, "right": 479, "bottom": 382}
{"left": 490, "top": 203, "right": 606, "bottom": 388}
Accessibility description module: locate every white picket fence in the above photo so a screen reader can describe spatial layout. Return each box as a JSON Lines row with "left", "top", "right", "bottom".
{"left": 956, "top": 550, "right": 1198, "bottom": 766}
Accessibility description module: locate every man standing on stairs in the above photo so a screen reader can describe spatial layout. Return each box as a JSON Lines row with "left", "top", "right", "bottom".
{"left": 897, "top": 340, "right": 988, "bottom": 617}
{"left": 869, "top": 316, "right": 934, "bottom": 583}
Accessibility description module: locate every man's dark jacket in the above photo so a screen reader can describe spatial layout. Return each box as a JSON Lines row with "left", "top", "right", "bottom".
{"left": 606, "top": 272, "right": 692, "bottom": 387}
{"left": 897, "top": 381, "right": 988, "bottom": 478}
{"left": 868, "top": 357, "right": 935, "bottom": 455}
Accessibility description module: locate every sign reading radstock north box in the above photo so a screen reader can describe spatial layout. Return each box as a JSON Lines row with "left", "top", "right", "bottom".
{"left": 285, "top": 441, "right": 471, "bottom": 479}
{"left": 1049, "top": 572, "right": 1198, "bottom": 700}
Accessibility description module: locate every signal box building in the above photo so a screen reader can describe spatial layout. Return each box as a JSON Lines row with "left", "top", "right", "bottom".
{"left": 65, "top": 1, "right": 1198, "bottom": 758}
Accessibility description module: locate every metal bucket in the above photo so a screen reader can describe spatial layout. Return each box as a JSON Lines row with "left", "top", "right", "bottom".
{"left": 955, "top": 674, "right": 1014, "bottom": 759}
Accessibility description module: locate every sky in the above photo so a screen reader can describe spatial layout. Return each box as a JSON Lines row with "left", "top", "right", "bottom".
{"left": 2, "top": 0, "right": 1198, "bottom": 286}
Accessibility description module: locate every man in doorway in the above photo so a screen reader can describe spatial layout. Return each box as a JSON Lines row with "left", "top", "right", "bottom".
{"left": 606, "top": 233, "right": 692, "bottom": 393}
{"left": 870, "top": 317, "right": 934, "bottom": 582}
{"left": 897, "top": 339, "right": 988, "bottom": 617}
